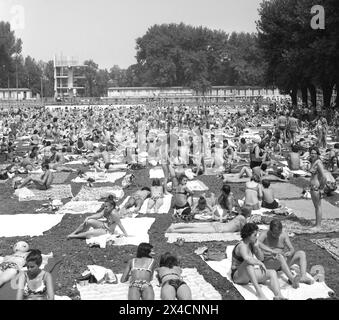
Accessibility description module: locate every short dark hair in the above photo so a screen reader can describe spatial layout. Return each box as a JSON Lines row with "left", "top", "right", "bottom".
{"left": 178, "top": 174, "right": 188, "bottom": 184}
{"left": 136, "top": 242, "right": 153, "bottom": 258}
{"left": 269, "top": 219, "right": 283, "bottom": 233}
{"left": 262, "top": 179, "right": 270, "bottom": 188}
{"left": 26, "top": 249, "right": 42, "bottom": 266}
{"left": 141, "top": 186, "right": 151, "bottom": 192}
{"left": 309, "top": 146, "right": 320, "bottom": 155}
{"left": 159, "top": 252, "right": 179, "bottom": 268}
{"left": 260, "top": 163, "right": 267, "bottom": 171}
{"left": 240, "top": 223, "right": 258, "bottom": 239}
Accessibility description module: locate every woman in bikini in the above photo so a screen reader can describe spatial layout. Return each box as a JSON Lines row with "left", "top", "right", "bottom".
{"left": 309, "top": 146, "right": 326, "bottom": 229}
{"left": 244, "top": 176, "right": 263, "bottom": 210}
{"left": 120, "top": 243, "right": 155, "bottom": 300}
{"left": 172, "top": 174, "right": 193, "bottom": 212}
{"left": 147, "top": 178, "right": 168, "bottom": 213}
{"left": 156, "top": 252, "right": 192, "bottom": 300}
{"left": 67, "top": 197, "right": 128, "bottom": 239}
{"left": 16, "top": 249, "right": 54, "bottom": 300}
{"left": 231, "top": 223, "right": 287, "bottom": 300}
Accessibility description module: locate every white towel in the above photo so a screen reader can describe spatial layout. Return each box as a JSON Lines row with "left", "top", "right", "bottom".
{"left": 139, "top": 194, "right": 173, "bottom": 214}
{"left": 203, "top": 246, "right": 334, "bottom": 300}
{"left": 72, "top": 171, "right": 126, "bottom": 184}
{"left": 77, "top": 268, "right": 221, "bottom": 300}
{"left": 58, "top": 201, "right": 103, "bottom": 214}
{"left": 186, "top": 180, "right": 209, "bottom": 191}
{"left": 149, "top": 167, "right": 165, "bottom": 179}
{"left": 86, "top": 217, "right": 155, "bottom": 247}
{"left": 0, "top": 214, "right": 64, "bottom": 237}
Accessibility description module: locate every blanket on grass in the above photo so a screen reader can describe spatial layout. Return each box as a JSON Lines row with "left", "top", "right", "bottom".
{"left": 73, "top": 186, "right": 124, "bottom": 201}
{"left": 77, "top": 268, "right": 221, "bottom": 300}
{"left": 202, "top": 246, "right": 334, "bottom": 300}
{"left": 0, "top": 214, "right": 64, "bottom": 237}
{"left": 310, "top": 238, "right": 339, "bottom": 262}
{"left": 58, "top": 201, "right": 103, "bottom": 215}
{"left": 72, "top": 171, "right": 126, "bottom": 184}
{"left": 15, "top": 185, "right": 73, "bottom": 201}
{"left": 85, "top": 217, "right": 155, "bottom": 248}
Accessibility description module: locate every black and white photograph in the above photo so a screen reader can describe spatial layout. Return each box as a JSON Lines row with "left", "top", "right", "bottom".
{"left": 0, "top": 0, "right": 338, "bottom": 307}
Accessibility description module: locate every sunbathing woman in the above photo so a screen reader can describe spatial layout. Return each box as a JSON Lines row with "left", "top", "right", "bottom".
{"left": 212, "top": 184, "right": 234, "bottom": 222}
{"left": 0, "top": 241, "right": 30, "bottom": 287}
{"left": 168, "top": 162, "right": 193, "bottom": 212}
{"left": 120, "top": 243, "right": 155, "bottom": 300}
{"left": 16, "top": 249, "right": 54, "bottom": 300}
{"left": 156, "top": 252, "right": 192, "bottom": 300}
{"left": 147, "top": 178, "right": 169, "bottom": 213}
{"left": 231, "top": 223, "right": 287, "bottom": 300}
{"left": 16, "top": 162, "right": 53, "bottom": 190}
{"left": 166, "top": 206, "right": 252, "bottom": 234}
{"left": 243, "top": 176, "right": 263, "bottom": 210}
{"left": 67, "top": 197, "right": 128, "bottom": 239}
{"left": 309, "top": 146, "right": 326, "bottom": 229}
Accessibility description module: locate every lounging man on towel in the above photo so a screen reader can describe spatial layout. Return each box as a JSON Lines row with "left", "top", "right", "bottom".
{"left": 67, "top": 197, "right": 128, "bottom": 239}
{"left": 258, "top": 219, "right": 314, "bottom": 286}
{"left": 0, "top": 241, "right": 30, "bottom": 288}
{"left": 119, "top": 187, "right": 151, "bottom": 215}
{"left": 166, "top": 206, "right": 252, "bottom": 234}
{"left": 261, "top": 180, "right": 280, "bottom": 210}
{"left": 16, "top": 249, "right": 54, "bottom": 300}
{"left": 231, "top": 223, "right": 287, "bottom": 300}
{"left": 15, "top": 162, "right": 53, "bottom": 190}
{"left": 120, "top": 243, "right": 156, "bottom": 300}
{"left": 156, "top": 252, "right": 192, "bottom": 300}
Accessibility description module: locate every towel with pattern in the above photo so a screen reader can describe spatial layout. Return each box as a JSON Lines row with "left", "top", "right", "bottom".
{"left": 310, "top": 238, "right": 339, "bottom": 262}
{"left": 58, "top": 201, "right": 103, "bottom": 214}
{"left": 72, "top": 171, "right": 126, "bottom": 184}
{"left": 73, "top": 186, "right": 124, "bottom": 201}
{"left": 15, "top": 185, "right": 73, "bottom": 201}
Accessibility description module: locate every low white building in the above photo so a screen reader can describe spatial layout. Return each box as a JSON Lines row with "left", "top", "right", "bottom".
{"left": 0, "top": 88, "right": 33, "bottom": 100}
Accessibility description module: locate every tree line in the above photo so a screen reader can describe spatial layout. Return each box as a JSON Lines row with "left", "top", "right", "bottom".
{"left": 1, "top": 0, "right": 338, "bottom": 109}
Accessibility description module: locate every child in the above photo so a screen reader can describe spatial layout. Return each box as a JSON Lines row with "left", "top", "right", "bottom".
{"left": 156, "top": 252, "right": 192, "bottom": 300}
{"left": 238, "top": 138, "right": 248, "bottom": 153}
{"left": 16, "top": 249, "right": 54, "bottom": 300}
{"left": 191, "top": 194, "right": 214, "bottom": 216}
{"left": 261, "top": 179, "right": 280, "bottom": 209}
{"left": 120, "top": 243, "right": 155, "bottom": 300}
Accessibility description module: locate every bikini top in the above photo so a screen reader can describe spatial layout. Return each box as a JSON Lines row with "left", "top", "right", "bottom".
{"left": 246, "top": 184, "right": 259, "bottom": 192}
{"left": 131, "top": 258, "right": 154, "bottom": 273}
{"left": 23, "top": 270, "right": 47, "bottom": 298}
{"left": 231, "top": 242, "right": 254, "bottom": 270}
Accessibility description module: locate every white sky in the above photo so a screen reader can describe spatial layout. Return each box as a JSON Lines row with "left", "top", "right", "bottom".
{"left": 0, "top": 0, "right": 263, "bottom": 69}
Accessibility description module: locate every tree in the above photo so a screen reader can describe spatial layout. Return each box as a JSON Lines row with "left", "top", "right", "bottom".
{"left": 84, "top": 60, "right": 98, "bottom": 96}
{"left": 0, "top": 21, "right": 22, "bottom": 87}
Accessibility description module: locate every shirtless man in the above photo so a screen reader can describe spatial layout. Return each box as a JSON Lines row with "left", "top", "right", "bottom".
{"left": 119, "top": 187, "right": 151, "bottom": 215}
{"left": 258, "top": 219, "right": 314, "bottom": 287}
{"left": 16, "top": 162, "right": 53, "bottom": 190}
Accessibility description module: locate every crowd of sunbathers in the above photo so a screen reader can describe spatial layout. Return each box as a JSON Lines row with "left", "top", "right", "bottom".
{"left": 0, "top": 98, "right": 339, "bottom": 299}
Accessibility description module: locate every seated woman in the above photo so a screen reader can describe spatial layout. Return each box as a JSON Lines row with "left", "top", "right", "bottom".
{"left": 147, "top": 178, "right": 168, "bottom": 214}
{"left": 16, "top": 249, "right": 54, "bottom": 300}
{"left": 16, "top": 162, "right": 53, "bottom": 190}
{"left": 120, "top": 243, "right": 155, "bottom": 300}
{"left": 75, "top": 137, "right": 87, "bottom": 154}
{"left": 244, "top": 176, "right": 263, "bottom": 210}
{"left": 166, "top": 206, "right": 252, "bottom": 234}
{"left": 231, "top": 223, "right": 287, "bottom": 300}
{"left": 119, "top": 187, "right": 151, "bottom": 215}
{"left": 212, "top": 184, "right": 234, "bottom": 222}
{"left": 0, "top": 241, "right": 30, "bottom": 288}
{"left": 156, "top": 252, "right": 192, "bottom": 300}
{"left": 67, "top": 197, "right": 128, "bottom": 239}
